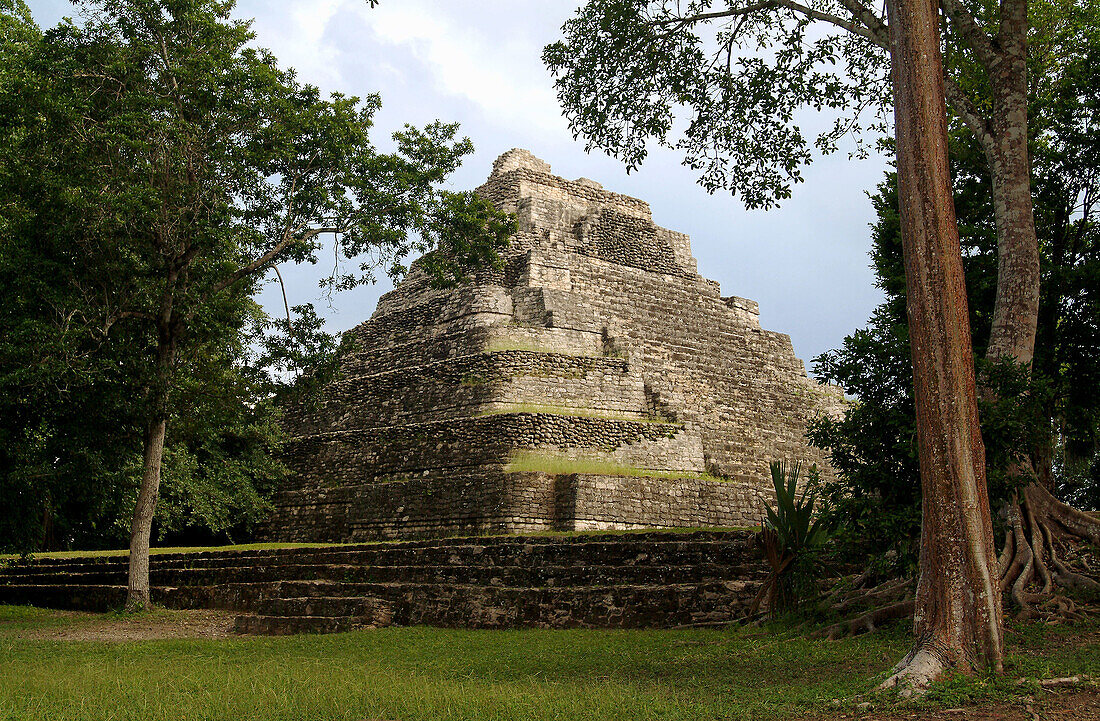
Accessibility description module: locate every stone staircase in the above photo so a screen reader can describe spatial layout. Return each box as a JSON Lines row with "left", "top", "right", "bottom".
{"left": 0, "top": 530, "right": 763, "bottom": 635}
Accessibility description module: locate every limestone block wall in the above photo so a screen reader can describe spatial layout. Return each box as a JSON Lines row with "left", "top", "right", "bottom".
{"left": 281, "top": 413, "right": 700, "bottom": 491}
{"left": 558, "top": 475, "right": 767, "bottom": 531}
{"left": 286, "top": 351, "right": 649, "bottom": 435}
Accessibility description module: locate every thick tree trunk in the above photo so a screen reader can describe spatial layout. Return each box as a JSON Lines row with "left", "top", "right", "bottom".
{"left": 882, "top": 0, "right": 1004, "bottom": 692}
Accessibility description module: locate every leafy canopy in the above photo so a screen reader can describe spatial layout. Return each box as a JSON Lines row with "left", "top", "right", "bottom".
{"left": 543, "top": 0, "right": 889, "bottom": 209}
{"left": 0, "top": 0, "right": 513, "bottom": 552}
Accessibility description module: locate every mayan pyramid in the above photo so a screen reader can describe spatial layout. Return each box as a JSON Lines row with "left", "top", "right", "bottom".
{"left": 264, "top": 149, "right": 844, "bottom": 542}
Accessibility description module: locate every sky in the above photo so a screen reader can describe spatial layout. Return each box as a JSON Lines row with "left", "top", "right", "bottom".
{"left": 27, "top": 0, "right": 890, "bottom": 369}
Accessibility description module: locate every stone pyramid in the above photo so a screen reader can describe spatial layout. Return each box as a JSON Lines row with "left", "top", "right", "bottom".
{"left": 265, "top": 149, "right": 844, "bottom": 542}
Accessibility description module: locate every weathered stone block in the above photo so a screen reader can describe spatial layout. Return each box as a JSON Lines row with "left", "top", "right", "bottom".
{"left": 262, "top": 150, "right": 844, "bottom": 542}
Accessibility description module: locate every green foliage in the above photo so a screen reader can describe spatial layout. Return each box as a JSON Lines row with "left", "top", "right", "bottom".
{"left": 0, "top": 0, "right": 512, "bottom": 553}
{"left": 808, "top": 308, "right": 921, "bottom": 573}
{"left": 763, "top": 462, "right": 833, "bottom": 557}
{"left": 543, "top": 0, "right": 889, "bottom": 209}
{"left": 810, "top": 0, "right": 1100, "bottom": 568}
{"left": 976, "top": 357, "right": 1056, "bottom": 501}
{"left": 754, "top": 461, "right": 834, "bottom": 616}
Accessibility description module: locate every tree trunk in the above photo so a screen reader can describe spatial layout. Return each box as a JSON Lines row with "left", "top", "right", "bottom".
{"left": 980, "top": 0, "right": 1100, "bottom": 614}
{"left": 125, "top": 413, "right": 167, "bottom": 611}
{"left": 984, "top": 2, "right": 1040, "bottom": 367}
{"left": 124, "top": 328, "right": 176, "bottom": 612}
{"left": 882, "top": 0, "right": 1004, "bottom": 692}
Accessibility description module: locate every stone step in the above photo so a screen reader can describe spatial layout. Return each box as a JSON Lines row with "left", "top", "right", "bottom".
{"left": 233, "top": 614, "right": 369, "bottom": 635}
{"left": 0, "top": 583, "right": 129, "bottom": 611}
{"left": 16, "top": 529, "right": 744, "bottom": 564}
{"left": 342, "top": 326, "right": 490, "bottom": 376}
{"left": 3, "top": 535, "right": 757, "bottom": 576}
{"left": 0, "top": 531, "right": 765, "bottom": 635}
{"left": 0, "top": 560, "right": 762, "bottom": 588}
{"left": 281, "top": 413, "right": 698, "bottom": 490}
{"left": 0, "top": 577, "right": 759, "bottom": 630}
{"left": 239, "top": 580, "right": 757, "bottom": 631}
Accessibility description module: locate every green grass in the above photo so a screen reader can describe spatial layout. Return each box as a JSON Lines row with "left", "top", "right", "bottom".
{"left": 0, "top": 606, "right": 911, "bottom": 721}
{"left": 505, "top": 451, "right": 728, "bottom": 482}
{"left": 897, "top": 619, "right": 1100, "bottom": 711}
{"left": 0, "top": 610, "right": 1095, "bottom": 720}
{"left": 484, "top": 338, "right": 576, "bottom": 355}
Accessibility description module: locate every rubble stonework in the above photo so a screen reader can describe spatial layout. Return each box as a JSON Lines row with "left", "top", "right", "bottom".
{"left": 264, "top": 149, "right": 845, "bottom": 542}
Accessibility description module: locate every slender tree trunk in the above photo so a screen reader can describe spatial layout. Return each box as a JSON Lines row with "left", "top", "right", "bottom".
{"left": 985, "top": 137, "right": 1039, "bottom": 364}
{"left": 882, "top": 0, "right": 1004, "bottom": 691}
{"left": 124, "top": 324, "right": 176, "bottom": 611}
{"left": 125, "top": 412, "right": 167, "bottom": 611}
{"left": 985, "top": 0, "right": 1040, "bottom": 366}
{"left": 978, "top": 0, "right": 1100, "bottom": 611}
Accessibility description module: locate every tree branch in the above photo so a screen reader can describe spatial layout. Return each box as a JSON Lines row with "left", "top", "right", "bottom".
{"left": 836, "top": 0, "right": 890, "bottom": 47}
{"left": 118, "top": 310, "right": 156, "bottom": 322}
{"left": 648, "top": 0, "right": 889, "bottom": 50}
{"left": 944, "top": 74, "right": 996, "bottom": 154}
{"left": 779, "top": 0, "right": 888, "bottom": 49}
{"left": 647, "top": 3, "right": 778, "bottom": 27}
{"left": 206, "top": 226, "right": 341, "bottom": 298}
{"left": 273, "top": 264, "right": 293, "bottom": 337}
{"left": 941, "top": 0, "right": 998, "bottom": 71}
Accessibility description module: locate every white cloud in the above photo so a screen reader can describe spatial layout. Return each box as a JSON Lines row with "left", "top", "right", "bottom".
{"left": 248, "top": 0, "right": 346, "bottom": 88}
{"left": 353, "top": 0, "right": 572, "bottom": 135}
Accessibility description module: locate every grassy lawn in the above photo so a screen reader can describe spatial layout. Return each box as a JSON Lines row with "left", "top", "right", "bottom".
{"left": 1, "top": 606, "right": 1096, "bottom": 721}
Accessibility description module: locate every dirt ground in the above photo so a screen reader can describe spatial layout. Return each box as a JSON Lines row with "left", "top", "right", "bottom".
{"left": 16, "top": 608, "right": 236, "bottom": 641}
{"left": 842, "top": 688, "right": 1099, "bottom": 721}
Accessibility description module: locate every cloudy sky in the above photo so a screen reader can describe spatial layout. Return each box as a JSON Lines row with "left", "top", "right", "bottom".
{"left": 29, "top": 0, "right": 890, "bottom": 368}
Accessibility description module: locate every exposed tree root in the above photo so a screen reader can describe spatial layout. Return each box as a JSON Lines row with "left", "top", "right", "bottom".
{"left": 998, "top": 484, "right": 1100, "bottom": 620}
{"left": 747, "top": 485, "right": 1096, "bottom": 650}
{"left": 807, "top": 574, "right": 916, "bottom": 639}
{"left": 808, "top": 491, "right": 1097, "bottom": 640}
{"left": 819, "top": 599, "right": 915, "bottom": 640}
{"left": 877, "top": 641, "right": 953, "bottom": 697}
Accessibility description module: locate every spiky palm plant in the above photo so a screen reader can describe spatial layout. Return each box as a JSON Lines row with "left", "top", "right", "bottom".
{"left": 751, "top": 461, "right": 834, "bottom": 617}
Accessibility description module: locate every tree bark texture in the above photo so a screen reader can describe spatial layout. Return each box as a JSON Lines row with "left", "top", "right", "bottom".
{"left": 125, "top": 316, "right": 177, "bottom": 611}
{"left": 976, "top": 0, "right": 1100, "bottom": 614}
{"left": 882, "top": 0, "right": 1005, "bottom": 691}
{"left": 125, "top": 413, "right": 166, "bottom": 611}
{"left": 983, "top": 0, "right": 1040, "bottom": 366}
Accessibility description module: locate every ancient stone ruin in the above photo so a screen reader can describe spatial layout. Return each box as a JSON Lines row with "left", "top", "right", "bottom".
{"left": 265, "top": 149, "right": 844, "bottom": 542}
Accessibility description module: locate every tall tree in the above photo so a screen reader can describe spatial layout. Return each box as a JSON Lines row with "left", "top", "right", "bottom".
{"left": 546, "top": 0, "right": 1009, "bottom": 687}
{"left": 544, "top": 0, "right": 1100, "bottom": 581}
{"left": 879, "top": 0, "right": 1002, "bottom": 687}
{"left": 4, "top": 0, "right": 512, "bottom": 608}
{"left": 813, "top": 0, "right": 1100, "bottom": 613}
